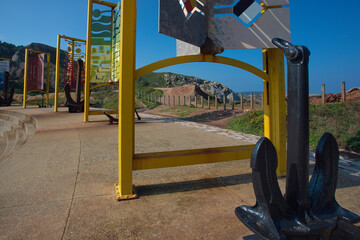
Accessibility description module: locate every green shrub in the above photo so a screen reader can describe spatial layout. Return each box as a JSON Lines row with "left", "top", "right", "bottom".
{"left": 227, "top": 110, "right": 264, "bottom": 136}
{"left": 346, "top": 131, "right": 360, "bottom": 151}
{"left": 226, "top": 101, "right": 360, "bottom": 150}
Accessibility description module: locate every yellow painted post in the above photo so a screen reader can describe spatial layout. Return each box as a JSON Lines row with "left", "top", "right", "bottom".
{"left": 263, "top": 48, "right": 286, "bottom": 176}
{"left": 71, "top": 40, "right": 75, "bottom": 82}
{"left": 84, "top": 0, "right": 93, "bottom": 122}
{"left": 55, "top": 35, "right": 61, "bottom": 112}
{"left": 23, "top": 48, "right": 29, "bottom": 108}
{"left": 46, "top": 53, "right": 50, "bottom": 106}
{"left": 115, "top": 0, "right": 137, "bottom": 200}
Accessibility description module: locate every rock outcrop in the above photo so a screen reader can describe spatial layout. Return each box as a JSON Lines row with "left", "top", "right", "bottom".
{"left": 162, "top": 72, "right": 240, "bottom": 102}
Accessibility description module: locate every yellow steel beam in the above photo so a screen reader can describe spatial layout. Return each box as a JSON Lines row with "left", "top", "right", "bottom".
{"left": 115, "top": 0, "right": 137, "bottom": 201}
{"left": 84, "top": 0, "right": 94, "bottom": 123}
{"left": 263, "top": 48, "right": 286, "bottom": 176}
{"left": 23, "top": 48, "right": 29, "bottom": 108}
{"left": 89, "top": 82, "right": 118, "bottom": 90}
{"left": 133, "top": 145, "right": 255, "bottom": 170}
{"left": 28, "top": 49, "right": 48, "bottom": 55}
{"left": 71, "top": 40, "right": 75, "bottom": 84}
{"left": 0, "top": 57, "right": 10, "bottom": 61}
{"left": 55, "top": 35, "right": 61, "bottom": 112}
{"left": 27, "top": 90, "right": 46, "bottom": 94}
{"left": 135, "top": 54, "right": 268, "bottom": 81}
{"left": 59, "top": 35, "right": 86, "bottom": 43}
{"left": 93, "top": 0, "right": 118, "bottom": 8}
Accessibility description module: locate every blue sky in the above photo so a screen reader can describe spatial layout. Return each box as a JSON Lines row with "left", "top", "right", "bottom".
{"left": 0, "top": 0, "right": 359, "bottom": 94}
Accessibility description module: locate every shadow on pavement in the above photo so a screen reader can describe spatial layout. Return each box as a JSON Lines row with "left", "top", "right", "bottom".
{"left": 136, "top": 173, "right": 253, "bottom": 196}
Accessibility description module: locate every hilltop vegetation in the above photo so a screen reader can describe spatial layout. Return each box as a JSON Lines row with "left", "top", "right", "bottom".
{"left": 227, "top": 101, "right": 360, "bottom": 152}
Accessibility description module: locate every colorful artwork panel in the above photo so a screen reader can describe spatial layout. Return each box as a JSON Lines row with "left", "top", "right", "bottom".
{"left": 27, "top": 54, "right": 44, "bottom": 90}
{"left": 0, "top": 72, "right": 4, "bottom": 91}
{"left": 90, "top": 6, "right": 112, "bottom": 83}
{"left": 0, "top": 60, "right": 9, "bottom": 91}
{"left": 161, "top": 0, "right": 290, "bottom": 52}
{"left": 112, "top": 3, "right": 121, "bottom": 82}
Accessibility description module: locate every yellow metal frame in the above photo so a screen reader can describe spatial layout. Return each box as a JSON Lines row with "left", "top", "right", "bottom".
{"left": 54, "top": 35, "right": 86, "bottom": 112}
{"left": 84, "top": 0, "right": 118, "bottom": 121}
{"left": 115, "top": 0, "right": 286, "bottom": 199}
{"left": 23, "top": 49, "right": 51, "bottom": 108}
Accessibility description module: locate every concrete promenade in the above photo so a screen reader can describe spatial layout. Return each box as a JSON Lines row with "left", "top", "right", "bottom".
{"left": 0, "top": 107, "right": 359, "bottom": 240}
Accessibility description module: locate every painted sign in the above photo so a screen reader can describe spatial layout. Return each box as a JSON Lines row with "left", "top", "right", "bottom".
{"left": 27, "top": 54, "right": 44, "bottom": 90}
{"left": 159, "top": 0, "right": 290, "bottom": 55}
{"left": 0, "top": 60, "right": 10, "bottom": 90}
{"left": 63, "top": 39, "right": 86, "bottom": 88}
{"left": 112, "top": 3, "right": 121, "bottom": 82}
{"left": 90, "top": 5, "right": 112, "bottom": 83}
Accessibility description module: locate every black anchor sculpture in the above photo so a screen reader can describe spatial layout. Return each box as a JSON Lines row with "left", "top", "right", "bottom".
{"left": 235, "top": 38, "right": 360, "bottom": 240}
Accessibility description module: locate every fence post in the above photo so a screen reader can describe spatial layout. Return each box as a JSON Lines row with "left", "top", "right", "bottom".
{"left": 184, "top": 96, "right": 186, "bottom": 106}
{"left": 208, "top": 95, "right": 210, "bottom": 109}
{"left": 215, "top": 95, "right": 218, "bottom": 109}
{"left": 189, "top": 96, "right": 191, "bottom": 106}
{"left": 321, "top": 84, "right": 325, "bottom": 104}
{"left": 251, "top": 93, "right": 254, "bottom": 109}
{"left": 195, "top": 96, "right": 197, "bottom": 108}
{"left": 168, "top": 96, "right": 170, "bottom": 106}
{"left": 223, "top": 95, "right": 226, "bottom": 110}
{"left": 240, "top": 94, "right": 243, "bottom": 110}
{"left": 232, "top": 94, "right": 235, "bottom": 110}
{"left": 341, "top": 81, "right": 346, "bottom": 102}
{"left": 201, "top": 96, "right": 204, "bottom": 108}
{"left": 163, "top": 95, "right": 166, "bottom": 105}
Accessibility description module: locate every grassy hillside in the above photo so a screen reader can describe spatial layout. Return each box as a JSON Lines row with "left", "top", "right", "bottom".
{"left": 227, "top": 101, "right": 360, "bottom": 151}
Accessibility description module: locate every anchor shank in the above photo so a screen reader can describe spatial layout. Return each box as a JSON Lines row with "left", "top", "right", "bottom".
{"left": 285, "top": 45, "right": 311, "bottom": 212}
{"left": 272, "top": 38, "right": 312, "bottom": 212}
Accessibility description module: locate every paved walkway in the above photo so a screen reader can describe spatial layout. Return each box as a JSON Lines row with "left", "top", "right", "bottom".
{"left": 0, "top": 107, "right": 359, "bottom": 240}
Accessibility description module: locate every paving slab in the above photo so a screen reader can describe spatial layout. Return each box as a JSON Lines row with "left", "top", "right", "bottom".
{"left": 0, "top": 106, "right": 359, "bottom": 240}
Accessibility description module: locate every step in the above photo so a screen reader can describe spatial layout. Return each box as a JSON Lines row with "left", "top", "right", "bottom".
{"left": 0, "top": 110, "right": 38, "bottom": 164}
{"left": 1, "top": 127, "right": 18, "bottom": 163}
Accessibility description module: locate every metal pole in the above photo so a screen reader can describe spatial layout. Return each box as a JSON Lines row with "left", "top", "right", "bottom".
{"left": 55, "top": 35, "right": 61, "bottom": 112}
{"left": 46, "top": 53, "right": 50, "bottom": 106}
{"left": 116, "top": 0, "right": 137, "bottom": 200}
{"left": 23, "top": 48, "right": 29, "bottom": 108}
{"left": 71, "top": 40, "right": 75, "bottom": 84}
{"left": 321, "top": 84, "right": 325, "bottom": 104}
{"left": 262, "top": 48, "right": 286, "bottom": 176}
{"left": 84, "top": 0, "right": 93, "bottom": 122}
